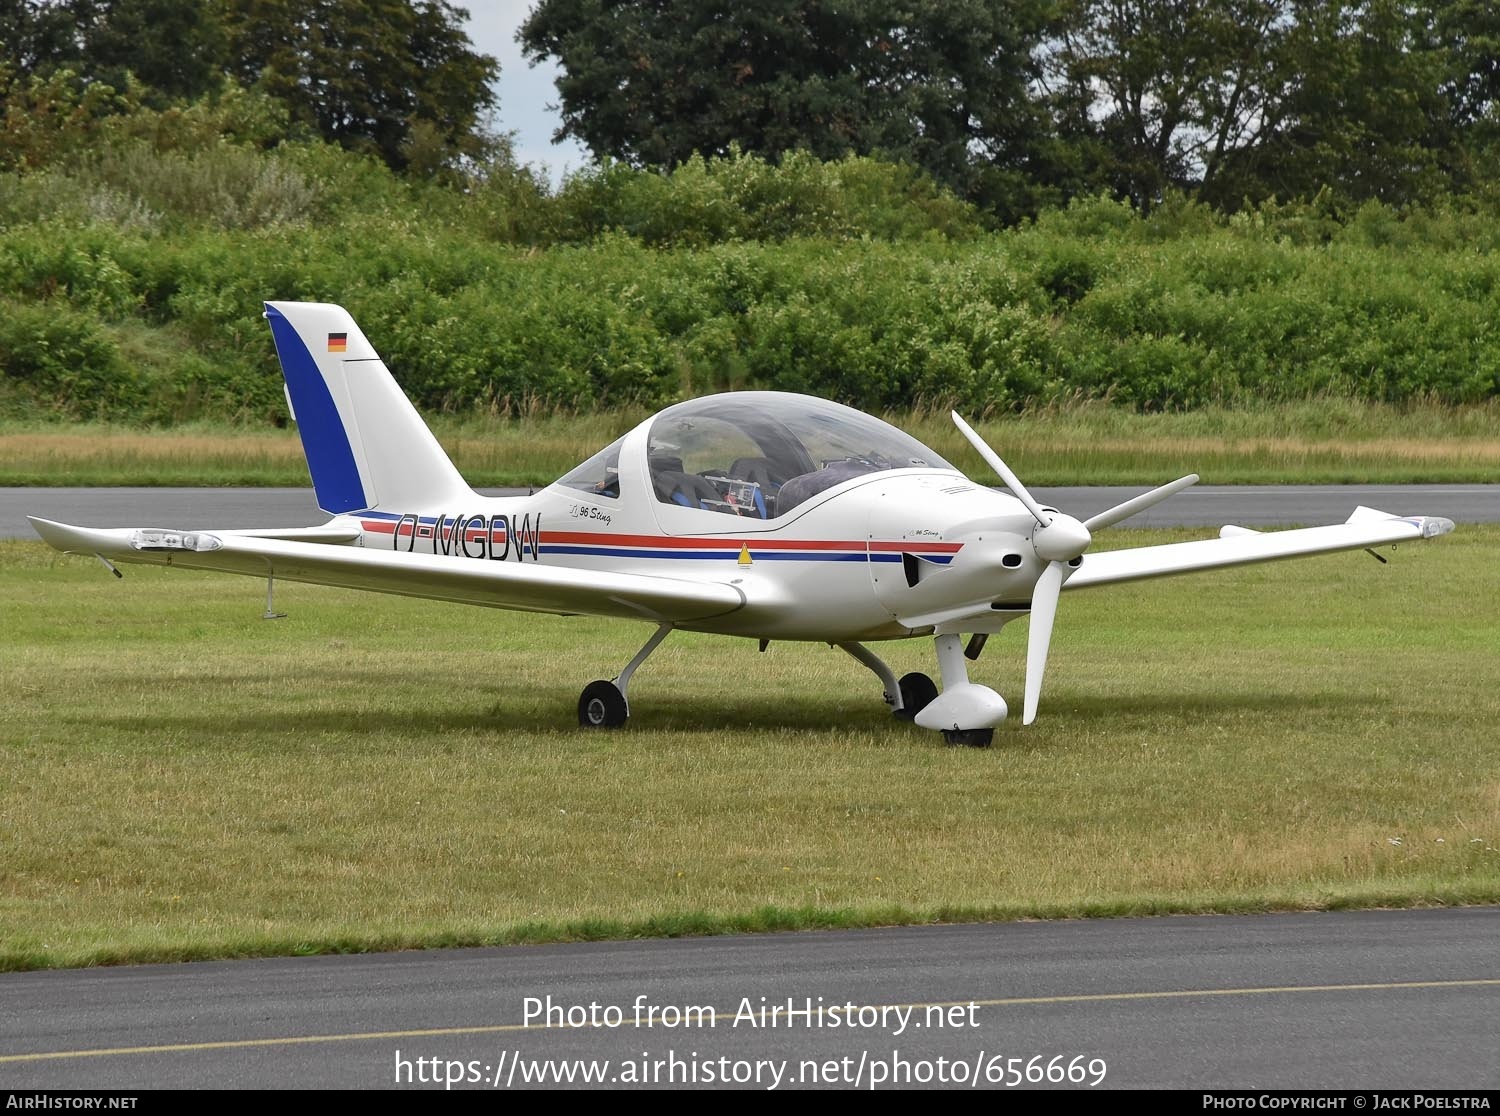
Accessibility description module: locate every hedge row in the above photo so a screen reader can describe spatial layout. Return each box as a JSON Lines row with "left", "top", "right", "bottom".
{"left": 3, "top": 179, "right": 1499, "bottom": 420}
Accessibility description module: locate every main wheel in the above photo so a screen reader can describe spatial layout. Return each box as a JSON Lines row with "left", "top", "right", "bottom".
{"left": 893, "top": 672, "right": 938, "bottom": 721}
{"left": 578, "top": 680, "right": 628, "bottom": 728}
{"left": 942, "top": 728, "right": 994, "bottom": 748}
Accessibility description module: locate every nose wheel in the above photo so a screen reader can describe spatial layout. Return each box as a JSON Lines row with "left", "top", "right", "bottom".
{"left": 910, "top": 633, "right": 1007, "bottom": 746}
{"left": 942, "top": 728, "right": 994, "bottom": 748}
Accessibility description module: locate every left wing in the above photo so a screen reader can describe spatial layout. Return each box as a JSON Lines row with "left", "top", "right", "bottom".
{"left": 1065, "top": 506, "right": 1455, "bottom": 592}
{"left": 27, "top": 518, "right": 746, "bottom": 623}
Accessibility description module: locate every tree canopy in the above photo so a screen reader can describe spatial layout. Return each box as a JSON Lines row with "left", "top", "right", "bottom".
{"left": 0, "top": 0, "right": 498, "bottom": 172}
{"left": 224, "top": 0, "right": 498, "bottom": 171}
{"left": 524, "top": 0, "right": 1500, "bottom": 214}
{"left": 520, "top": 0, "right": 1056, "bottom": 217}
{"left": 4, "top": 0, "right": 1499, "bottom": 216}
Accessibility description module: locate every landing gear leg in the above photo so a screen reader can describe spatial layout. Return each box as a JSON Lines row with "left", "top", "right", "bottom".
{"left": 578, "top": 623, "right": 672, "bottom": 728}
{"left": 836, "top": 642, "right": 938, "bottom": 722}
{"left": 836, "top": 641, "right": 902, "bottom": 714}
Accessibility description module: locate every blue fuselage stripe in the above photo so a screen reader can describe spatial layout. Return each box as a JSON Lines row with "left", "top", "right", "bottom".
{"left": 537, "top": 546, "right": 887, "bottom": 562}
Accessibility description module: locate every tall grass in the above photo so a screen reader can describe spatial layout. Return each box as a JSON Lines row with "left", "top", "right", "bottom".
{"left": 4, "top": 400, "right": 1497, "bottom": 487}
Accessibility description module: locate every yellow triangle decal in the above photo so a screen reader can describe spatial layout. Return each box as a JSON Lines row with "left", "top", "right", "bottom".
{"left": 738, "top": 544, "right": 752, "bottom": 566}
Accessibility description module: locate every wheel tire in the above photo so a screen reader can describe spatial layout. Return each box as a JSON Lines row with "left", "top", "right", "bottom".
{"left": 942, "top": 728, "right": 994, "bottom": 748}
{"left": 578, "top": 680, "right": 628, "bottom": 728}
{"left": 893, "top": 672, "right": 938, "bottom": 721}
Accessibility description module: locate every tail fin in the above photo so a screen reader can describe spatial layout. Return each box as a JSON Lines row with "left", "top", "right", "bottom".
{"left": 264, "top": 301, "right": 474, "bottom": 515}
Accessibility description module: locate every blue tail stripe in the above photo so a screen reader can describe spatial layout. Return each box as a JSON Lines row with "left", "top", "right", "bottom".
{"left": 265, "top": 305, "right": 367, "bottom": 514}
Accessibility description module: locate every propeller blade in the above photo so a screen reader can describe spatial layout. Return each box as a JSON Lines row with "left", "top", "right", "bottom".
{"left": 950, "top": 411, "right": 1052, "bottom": 527}
{"left": 1082, "top": 474, "right": 1200, "bottom": 532}
{"left": 1023, "top": 560, "right": 1065, "bottom": 725}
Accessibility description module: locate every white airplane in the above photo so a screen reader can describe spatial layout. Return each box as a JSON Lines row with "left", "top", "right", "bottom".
{"left": 30, "top": 302, "right": 1457, "bottom": 746}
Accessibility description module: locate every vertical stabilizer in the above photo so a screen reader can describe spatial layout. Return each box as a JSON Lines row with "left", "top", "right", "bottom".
{"left": 264, "top": 301, "right": 474, "bottom": 515}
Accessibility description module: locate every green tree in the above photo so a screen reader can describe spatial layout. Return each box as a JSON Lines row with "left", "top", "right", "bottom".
{"left": 1431, "top": 0, "right": 1500, "bottom": 184}
{"left": 0, "top": 64, "right": 134, "bottom": 170}
{"left": 1, "top": 0, "right": 227, "bottom": 102}
{"left": 522, "top": 0, "right": 876, "bottom": 167}
{"left": 868, "top": 0, "right": 1060, "bottom": 219}
{"left": 1046, "top": 0, "right": 1291, "bottom": 209}
{"left": 0, "top": 1, "right": 79, "bottom": 78}
{"left": 224, "top": 0, "right": 498, "bottom": 172}
{"left": 1228, "top": 0, "right": 1455, "bottom": 206}
{"left": 1048, "top": 0, "right": 1472, "bottom": 210}
{"left": 521, "top": 0, "right": 1052, "bottom": 215}
{"left": 72, "top": 0, "right": 229, "bottom": 103}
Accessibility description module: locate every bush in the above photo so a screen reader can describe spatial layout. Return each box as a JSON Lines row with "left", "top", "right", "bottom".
{"left": 0, "top": 300, "right": 141, "bottom": 416}
{"left": 550, "top": 149, "right": 983, "bottom": 246}
{"left": 81, "top": 141, "right": 320, "bottom": 230}
{"left": 2, "top": 137, "right": 1499, "bottom": 420}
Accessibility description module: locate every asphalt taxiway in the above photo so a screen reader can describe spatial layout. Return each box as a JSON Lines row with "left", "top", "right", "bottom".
{"left": 1, "top": 908, "right": 1495, "bottom": 1090}
{"left": 4, "top": 483, "right": 1497, "bottom": 539}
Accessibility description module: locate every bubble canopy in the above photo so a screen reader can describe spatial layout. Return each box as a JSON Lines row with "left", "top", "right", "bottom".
{"left": 557, "top": 393, "right": 957, "bottom": 520}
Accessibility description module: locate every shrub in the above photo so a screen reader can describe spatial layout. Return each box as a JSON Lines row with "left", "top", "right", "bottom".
{"left": 0, "top": 300, "right": 141, "bottom": 415}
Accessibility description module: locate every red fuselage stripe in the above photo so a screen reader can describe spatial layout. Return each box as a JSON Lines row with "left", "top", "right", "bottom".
{"left": 362, "top": 519, "right": 962, "bottom": 553}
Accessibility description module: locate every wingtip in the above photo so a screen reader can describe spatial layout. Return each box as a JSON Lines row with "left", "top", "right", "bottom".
{"left": 27, "top": 515, "right": 81, "bottom": 551}
{"left": 26, "top": 516, "right": 117, "bottom": 555}
{"left": 1346, "top": 506, "right": 1457, "bottom": 539}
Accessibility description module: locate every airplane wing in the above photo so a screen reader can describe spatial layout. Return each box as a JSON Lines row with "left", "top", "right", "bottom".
{"left": 27, "top": 518, "right": 746, "bottom": 623}
{"left": 1064, "top": 506, "right": 1456, "bottom": 592}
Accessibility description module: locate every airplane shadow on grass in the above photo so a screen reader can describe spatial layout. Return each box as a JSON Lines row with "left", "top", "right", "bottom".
{"left": 67, "top": 687, "right": 1366, "bottom": 743}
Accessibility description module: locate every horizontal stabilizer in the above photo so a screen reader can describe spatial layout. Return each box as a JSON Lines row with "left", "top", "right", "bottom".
{"left": 222, "top": 524, "right": 362, "bottom": 544}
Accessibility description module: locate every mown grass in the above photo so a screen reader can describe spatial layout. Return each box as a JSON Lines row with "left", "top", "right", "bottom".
{"left": 1, "top": 526, "right": 1495, "bottom": 971}
{"left": 4, "top": 398, "right": 1500, "bottom": 487}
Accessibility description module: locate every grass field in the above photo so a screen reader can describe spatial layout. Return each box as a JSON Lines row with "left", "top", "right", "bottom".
{"left": 1, "top": 528, "right": 1496, "bottom": 971}
{"left": 4, "top": 399, "right": 1500, "bottom": 487}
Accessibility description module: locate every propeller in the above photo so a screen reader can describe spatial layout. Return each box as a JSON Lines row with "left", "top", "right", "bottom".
{"left": 952, "top": 411, "right": 1198, "bottom": 724}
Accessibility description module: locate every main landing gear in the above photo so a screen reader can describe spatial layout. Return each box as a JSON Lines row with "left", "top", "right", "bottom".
{"left": 895, "top": 672, "right": 938, "bottom": 721}
{"left": 578, "top": 623, "right": 672, "bottom": 728}
{"left": 578, "top": 627, "right": 1005, "bottom": 746}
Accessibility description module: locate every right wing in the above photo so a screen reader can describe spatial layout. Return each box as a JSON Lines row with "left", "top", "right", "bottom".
{"left": 28, "top": 518, "right": 745, "bottom": 624}
{"left": 1065, "top": 506, "right": 1456, "bottom": 592}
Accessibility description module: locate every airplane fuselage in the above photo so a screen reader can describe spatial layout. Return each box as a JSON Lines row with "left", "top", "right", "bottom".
{"left": 344, "top": 471, "right": 1049, "bottom": 642}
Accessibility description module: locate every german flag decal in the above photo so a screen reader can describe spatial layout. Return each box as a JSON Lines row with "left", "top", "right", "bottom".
{"left": 327, "top": 332, "right": 348, "bottom": 353}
